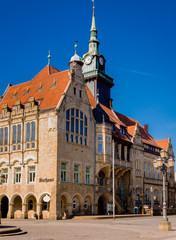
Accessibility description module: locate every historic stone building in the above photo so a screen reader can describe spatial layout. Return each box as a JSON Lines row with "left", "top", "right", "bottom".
{"left": 0, "top": 6, "right": 175, "bottom": 219}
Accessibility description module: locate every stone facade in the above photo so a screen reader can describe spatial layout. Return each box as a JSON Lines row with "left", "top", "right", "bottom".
{"left": 0, "top": 6, "right": 175, "bottom": 220}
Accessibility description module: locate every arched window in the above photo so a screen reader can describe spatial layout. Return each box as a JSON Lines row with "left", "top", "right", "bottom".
{"left": 73, "top": 200, "right": 76, "bottom": 210}
{"left": 135, "top": 188, "right": 140, "bottom": 201}
{"left": 154, "top": 190, "right": 158, "bottom": 202}
{"left": 145, "top": 189, "right": 150, "bottom": 202}
{"left": 98, "top": 171, "right": 106, "bottom": 186}
{"left": 66, "top": 109, "right": 87, "bottom": 145}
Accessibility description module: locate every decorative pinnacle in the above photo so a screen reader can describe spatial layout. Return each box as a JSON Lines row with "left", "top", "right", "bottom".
{"left": 92, "top": 0, "right": 95, "bottom": 9}
{"left": 74, "top": 41, "right": 78, "bottom": 55}
{"left": 48, "top": 50, "right": 51, "bottom": 65}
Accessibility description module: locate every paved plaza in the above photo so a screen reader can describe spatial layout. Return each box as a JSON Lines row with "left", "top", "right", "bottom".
{"left": 1, "top": 215, "right": 176, "bottom": 240}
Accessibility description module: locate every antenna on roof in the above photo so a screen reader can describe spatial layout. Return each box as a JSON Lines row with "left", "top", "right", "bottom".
{"left": 48, "top": 50, "right": 51, "bottom": 65}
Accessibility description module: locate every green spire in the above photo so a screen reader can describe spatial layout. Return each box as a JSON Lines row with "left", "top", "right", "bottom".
{"left": 89, "top": 3, "right": 99, "bottom": 52}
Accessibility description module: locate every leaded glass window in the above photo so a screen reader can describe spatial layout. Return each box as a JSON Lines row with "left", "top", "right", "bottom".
{"left": 66, "top": 109, "right": 88, "bottom": 145}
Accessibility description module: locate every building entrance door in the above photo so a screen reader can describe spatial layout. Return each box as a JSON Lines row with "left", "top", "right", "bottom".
{"left": 1, "top": 196, "right": 9, "bottom": 218}
{"left": 98, "top": 196, "right": 106, "bottom": 215}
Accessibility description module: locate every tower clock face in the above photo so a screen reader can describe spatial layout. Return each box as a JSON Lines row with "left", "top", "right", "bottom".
{"left": 85, "top": 55, "right": 92, "bottom": 65}
{"left": 99, "top": 56, "right": 104, "bottom": 66}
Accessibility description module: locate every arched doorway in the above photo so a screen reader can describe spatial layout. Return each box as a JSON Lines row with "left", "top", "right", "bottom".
{"left": 25, "top": 195, "right": 37, "bottom": 219}
{"left": 98, "top": 195, "right": 107, "bottom": 215}
{"left": 1, "top": 196, "right": 9, "bottom": 218}
{"left": 13, "top": 195, "right": 22, "bottom": 219}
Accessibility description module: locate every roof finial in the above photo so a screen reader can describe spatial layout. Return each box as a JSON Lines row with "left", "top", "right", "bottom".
{"left": 48, "top": 50, "right": 51, "bottom": 65}
{"left": 75, "top": 41, "right": 78, "bottom": 55}
{"left": 92, "top": 0, "right": 95, "bottom": 10}
{"left": 89, "top": 0, "right": 99, "bottom": 52}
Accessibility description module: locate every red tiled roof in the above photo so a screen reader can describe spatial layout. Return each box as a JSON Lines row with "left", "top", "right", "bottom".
{"left": 156, "top": 139, "right": 169, "bottom": 150}
{"left": 0, "top": 65, "right": 70, "bottom": 113}
{"left": 116, "top": 112, "right": 161, "bottom": 148}
{"left": 100, "top": 104, "right": 126, "bottom": 127}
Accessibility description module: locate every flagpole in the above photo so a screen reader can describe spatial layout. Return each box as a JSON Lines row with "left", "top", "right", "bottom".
{"left": 112, "top": 140, "right": 115, "bottom": 220}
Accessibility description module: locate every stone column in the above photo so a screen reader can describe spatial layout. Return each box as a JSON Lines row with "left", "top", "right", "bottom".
{"left": 124, "top": 146, "right": 127, "bottom": 161}
{"left": 36, "top": 203, "right": 42, "bottom": 219}
{"left": 7, "top": 203, "right": 14, "bottom": 219}
{"left": 118, "top": 144, "right": 122, "bottom": 160}
{"left": 21, "top": 203, "right": 27, "bottom": 219}
{"left": 80, "top": 203, "right": 84, "bottom": 215}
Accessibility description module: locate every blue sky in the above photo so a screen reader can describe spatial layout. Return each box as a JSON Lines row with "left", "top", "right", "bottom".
{"left": 0, "top": 0, "right": 176, "bottom": 162}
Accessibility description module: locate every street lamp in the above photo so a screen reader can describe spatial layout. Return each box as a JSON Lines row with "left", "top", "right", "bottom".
{"left": 153, "top": 149, "right": 175, "bottom": 231}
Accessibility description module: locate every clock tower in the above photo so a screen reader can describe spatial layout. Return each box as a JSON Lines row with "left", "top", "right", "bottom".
{"left": 82, "top": 4, "right": 114, "bottom": 108}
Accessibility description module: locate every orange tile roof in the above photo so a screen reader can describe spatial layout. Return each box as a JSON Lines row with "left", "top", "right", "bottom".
{"left": 116, "top": 112, "right": 161, "bottom": 148}
{"left": 0, "top": 65, "right": 70, "bottom": 113}
{"left": 156, "top": 139, "right": 169, "bottom": 150}
{"left": 100, "top": 104, "right": 126, "bottom": 127}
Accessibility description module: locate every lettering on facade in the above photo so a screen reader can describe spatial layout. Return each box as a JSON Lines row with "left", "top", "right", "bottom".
{"left": 39, "top": 178, "right": 54, "bottom": 183}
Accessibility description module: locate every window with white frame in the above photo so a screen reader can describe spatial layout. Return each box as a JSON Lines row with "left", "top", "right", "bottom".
{"left": 1, "top": 168, "right": 8, "bottom": 184}
{"left": 14, "top": 167, "right": 21, "bottom": 184}
{"left": 28, "top": 166, "right": 36, "bottom": 183}
{"left": 74, "top": 164, "right": 80, "bottom": 184}
{"left": 66, "top": 109, "right": 88, "bottom": 146}
{"left": 86, "top": 166, "right": 90, "bottom": 184}
{"left": 97, "top": 136, "right": 103, "bottom": 154}
{"left": 61, "top": 163, "right": 67, "bottom": 182}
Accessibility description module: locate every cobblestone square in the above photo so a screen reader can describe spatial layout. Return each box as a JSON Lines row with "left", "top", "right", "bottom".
{"left": 1, "top": 215, "right": 176, "bottom": 240}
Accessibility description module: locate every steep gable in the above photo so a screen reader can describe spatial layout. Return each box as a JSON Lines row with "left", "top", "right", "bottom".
{"left": 0, "top": 65, "right": 70, "bottom": 113}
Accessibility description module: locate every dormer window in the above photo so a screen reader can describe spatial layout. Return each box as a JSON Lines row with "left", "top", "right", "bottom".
{"left": 37, "top": 83, "right": 42, "bottom": 92}
{"left": 13, "top": 90, "right": 17, "bottom": 98}
{"left": 51, "top": 79, "right": 56, "bottom": 88}
{"left": 24, "top": 87, "right": 29, "bottom": 95}
{"left": 120, "top": 127, "right": 126, "bottom": 135}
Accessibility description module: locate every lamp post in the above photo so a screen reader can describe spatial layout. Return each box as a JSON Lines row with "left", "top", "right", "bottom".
{"left": 150, "top": 186, "right": 153, "bottom": 216}
{"left": 153, "top": 149, "right": 175, "bottom": 231}
{"left": 0, "top": 170, "right": 5, "bottom": 225}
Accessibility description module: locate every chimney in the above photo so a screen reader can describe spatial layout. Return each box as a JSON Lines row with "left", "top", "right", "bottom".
{"left": 144, "top": 124, "right": 148, "bottom": 133}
